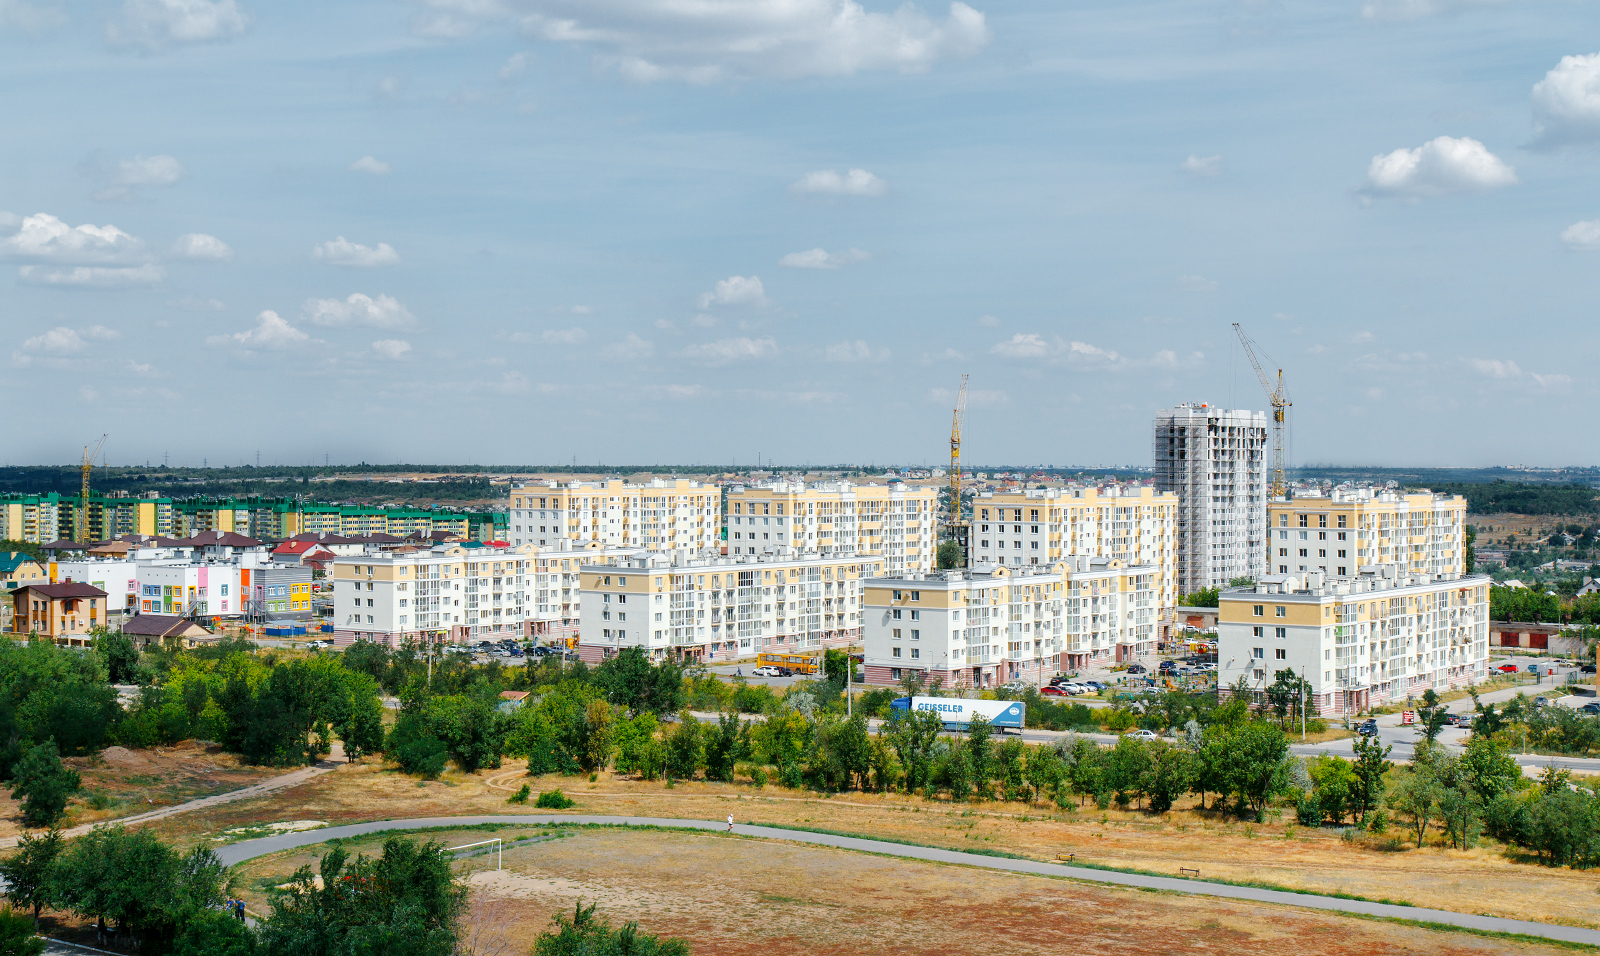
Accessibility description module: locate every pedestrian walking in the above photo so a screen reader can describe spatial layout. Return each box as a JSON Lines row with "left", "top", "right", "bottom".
{"left": 235, "top": 899, "right": 246, "bottom": 921}
{"left": 727, "top": 813, "right": 734, "bottom": 832}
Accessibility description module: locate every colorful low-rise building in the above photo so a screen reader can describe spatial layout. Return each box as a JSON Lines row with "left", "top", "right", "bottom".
{"left": 8, "top": 582, "right": 108, "bottom": 645}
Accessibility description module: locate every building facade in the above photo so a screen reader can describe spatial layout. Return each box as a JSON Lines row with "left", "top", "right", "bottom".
{"left": 8, "top": 582, "right": 108, "bottom": 645}
{"left": 724, "top": 481, "right": 937, "bottom": 575}
{"left": 1153, "top": 404, "right": 1269, "bottom": 595}
{"left": 1267, "top": 487, "right": 1467, "bottom": 579}
{"left": 1217, "top": 569, "right": 1490, "bottom": 715}
{"left": 969, "top": 485, "right": 1178, "bottom": 636}
{"left": 330, "top": 543, "right": 531, "bottom": 646}
{"left": 249, "top": 565, "right": 315, "bottom": 621}
{"left": 576, "top": 550, "right": 883, "bottom": 665}
{"left": 509, "top": 479, "right": 719, "bottom": 553}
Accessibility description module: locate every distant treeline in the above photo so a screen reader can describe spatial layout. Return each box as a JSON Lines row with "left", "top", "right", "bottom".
{"left": 1298, "top": 465, "right": 1600, "bottom": 487}
{"left": 0, "top": 467, "right": 501, "bottom": 504}
{"left": 1420, "top": 482, "right": 1600, "bottom": 516}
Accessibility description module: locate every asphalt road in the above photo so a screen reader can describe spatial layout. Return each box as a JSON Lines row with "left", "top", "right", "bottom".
{"left": 203, "top": 814, "right": 1600, "bottom": 948}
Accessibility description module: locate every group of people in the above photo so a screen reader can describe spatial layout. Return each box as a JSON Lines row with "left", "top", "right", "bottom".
{"left": 223, "top": 897, "right": 247, "bottom": 921}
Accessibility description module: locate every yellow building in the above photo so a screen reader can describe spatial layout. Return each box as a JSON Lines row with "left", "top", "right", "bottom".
{"left": 971, "top": 486, "right": 1179, "bottom": 635}
{"left": 509, "top": 479, "right": 719, "bottom": 553}
{"left": 725, "top": 481, "right": 937, "bottom": 575}
{"left": 1267, "top": 487, "right": 1467, "bottom": 580}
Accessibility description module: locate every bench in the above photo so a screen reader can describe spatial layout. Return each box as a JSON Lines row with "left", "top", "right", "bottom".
{"left": 1179, "top": 867, "right": 1200, "bottom": 878}
{"left": 1055, "top": 853, "right": 1076, "bottom": 863}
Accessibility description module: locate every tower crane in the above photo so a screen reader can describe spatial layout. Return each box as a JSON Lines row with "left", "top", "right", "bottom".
{"left": 1232, "top": 323, "right": 1290, "bottom": 499}
{"left": 946, "top": 374, "right": 969, "bottom": 558}
{"left": 77, "top": 433, "right": 108, "bottom": 543}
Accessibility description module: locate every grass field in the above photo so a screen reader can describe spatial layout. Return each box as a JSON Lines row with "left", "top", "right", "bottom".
{"left": 228, "top": 826, "right": 1583, "bottom": 956}
{"left": 134, "top": 757, "right": 1600, "bottom": 931}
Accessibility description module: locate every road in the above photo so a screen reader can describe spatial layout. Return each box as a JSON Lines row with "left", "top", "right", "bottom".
{"left": 194, "top": 813, "right": 1600, "bottom": 948}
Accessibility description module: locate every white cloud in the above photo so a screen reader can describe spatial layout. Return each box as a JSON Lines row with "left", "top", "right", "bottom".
{"left": 1360, "top": 136, "right": 1516, "bottom": 200}
{"left": 602, "top": 333, "right": 653, "bottom": 360}
{"left": 0, "top": 211, "right": 18, "bottom": 230}
{"left": 107, "top": 0, "right": 248, "bottom": 50}
{"left": 498, "top": 51, "right": 529, "bottom": 80}
{"left": 19, "top": 326, "right": 115, "bottom": 353}
{"left": 171, "top": 232, "right": 232, "bottom": 260}
{"left": 779, "top": 247, "right": 870, "bottom": 269}
{"left": 697, "top": 275, "right": 767, "bottom": 308}
{"left": 313, "top": 236, "right": 400, "bottom": 267}
{"left": 542, "top": 327, "right": 587, "bottom": 345}
{"left": 207, "top": 310, "right": 309, "bottom": 349}
{"left": 791, "top": 168, "right": 887, "bottom": 197}
{"left": 417, "top": 0, "right": 988, "bottom": 82}
{"left": 303, "top": 293, "right": 416, "bottom": 328}
{"left": 0, "top": 213, "right": 146, "bottom": 264}
{"left": 680, "top": 336, "right": 778, "bottom": 365}
{"left": 1180, "top": 154, "right": 1222, "bottom": 177}
{"left": 990, "top": 333, "right": 1058, "bottom": 359}
{"left": 690, "top": 314, "right": 716, "bottom": 328}
{"left": 825, "top": 339, "right": 888, "bottom": 362}
{"left": 1466, "top": 357, "right": 1569, "bottom": 390}
{"left": 80, "top": 152, "right": 185, "bottom": 200}
{"left": 570, "top": 304, "right": 592, "bottom": 314}
{"left": 987, "top": 333, "right": 1188, "bottom": 370}
{"left": 1531, "top": 52, "right": 1600, "bottom": 148}
{"left": 349, "top": 155, "right": 392, "bottom": 175}
{"left": 372, "top": 338, "right": 412, "bottom": 360}
{"left": 1560, "top": 220, "right": 1600, "bottom": 249}
{"left": 1174, "top": 274, "right": 1219, "bottom": 293}
{"left": 18, "top": 264, "right": 164, "bottom": 287}
{"left": 655, "top": 383, "right": 711, "bottom": 400}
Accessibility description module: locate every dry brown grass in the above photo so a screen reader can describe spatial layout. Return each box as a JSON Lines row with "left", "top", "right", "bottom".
{"left": 136, "top": 757, "right": 1600, "bottom": 930}
{"left": 228, "top": 827, "right": 1579, "bottom": 956}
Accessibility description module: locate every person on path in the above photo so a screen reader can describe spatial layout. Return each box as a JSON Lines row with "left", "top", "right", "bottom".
{"left": 727, "top": 814, "right": 734, "bottom": 832}
{"left": 736, "top": 667, "right": 742, "bottom": 677}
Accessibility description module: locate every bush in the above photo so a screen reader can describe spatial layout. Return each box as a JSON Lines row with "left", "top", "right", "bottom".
{"left": 0, "top": 908, "right": 42, "bottom": 956}
{"left": 507, "top": 784, "right": 530, "bottom": 804}
{"left": 750, "top": 766, "right": 767, "bottom": 789}
{"left": 1366, "top": 809, "right": 1389, "bottom": 833}
{"left": 535, "top": 789, "right": 575, "bottom": 809}
{"left": 1295, "top": 795, "right": 1322, "bottom": 826}
{"left": 9, "top": 741, "right": 79, "bottom": 829}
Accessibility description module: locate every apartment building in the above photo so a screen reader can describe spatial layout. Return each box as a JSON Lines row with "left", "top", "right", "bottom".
{"left": 529, "top": 541, "right": 648, "bottom": 635}
{"left": 1153, "top": 403, "right": 1269, "bottom": 594}
{"left": 330, "top": 543, "right": 531, "bottom": 646}
{"left": 1267, "top": 487, "right": 1467, "bottom": 579}
{"left": 509, "top": 479, "right": 719, "bottom": 553}
{"left": 0, "top": 494, "right": 64, "bottom": 543}
{"left": 969, "top": 486, "right": 1178, "bottom": 634}
{"left": 1218, "top": 569, "right": 1490, "bottom": 715}
{"left": 1059, "top": 557, "right": 1161, "bottom": 668}
{"left": 248, "top": 565, "right": 315, "bottom": 621}
{"left": 0, "top": 552, "right": 47, "bottom": 633}
{"left": 576, "top": 550, "right": 884, "bottom": 665}
{"left": 7, "top": 582, "right": 107, "bottom": 645}
{"left": 724, "top": 481, "right": 938, "bottom": 575}
{"left": 134, "top": 563, "right": 245, "bottom": 618}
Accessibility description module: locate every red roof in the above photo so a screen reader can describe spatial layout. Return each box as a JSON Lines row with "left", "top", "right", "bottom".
{"left": 172, "top": 531, "right": 264, "bottom": 548}
{"left": 17, "top": 582, "right": 108, "bottom": 599}
{"left": 273, "top": 541, "right": 319, "bottom": 554}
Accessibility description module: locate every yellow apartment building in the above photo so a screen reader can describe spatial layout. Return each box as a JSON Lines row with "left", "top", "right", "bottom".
{"left": 725, "top": 480, "right": 937, "bottom": 575}
{"left": 509, "top": 479, "right": 719, "bottom": 553}
{"left": 1268, "top": 487, "right": 1467, "bottom": 580}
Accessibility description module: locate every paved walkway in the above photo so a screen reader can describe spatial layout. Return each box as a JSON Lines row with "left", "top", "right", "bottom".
{"left": 1, "top": 744, "right": 347, "bottom": 852}
{"left": 214, "top": 814, "right": 1600, "bottom": 947}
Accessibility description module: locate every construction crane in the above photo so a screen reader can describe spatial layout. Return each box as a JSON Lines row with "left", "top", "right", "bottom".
{"left": 1232, "top": 323, "right": 1290, "bottom": 499}
{"left": 76, "top": 434, "right": 108, "bottom": 543}
{"left": 946, "top": 375, "right": 969, "bottom": 558}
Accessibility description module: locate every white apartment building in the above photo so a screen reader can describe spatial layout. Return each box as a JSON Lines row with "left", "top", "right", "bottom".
{"left": 1218, "top": 569, "right": 1490, "bottom": 716}
{"left": 508, "top": 479, "right": 719, "bottom": 553}
{"left": 1154, "top": 404, "right": 1269, "bottom": 595}
{"left": 577, "top": 550, "right": 883, "bottom": 665}
{"left": 1268, "top": 487, "right": 1467, "bottom": 579}
{"left": 1060, "top": 556, "right": 1160, "bottom": 668}
{"left": 724, "top": 481, "right": 938, "bottom": 575}
{"left": 330, "top": 543, "right": 531, "bottom": 647}
{"left": 528, "top": 541, "right": 648, "bottom": 636}
{"left": 969, "top": 486, "right": 1178, "bottom": 637}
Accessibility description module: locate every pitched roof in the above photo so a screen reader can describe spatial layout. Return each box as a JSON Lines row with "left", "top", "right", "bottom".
{"left": 172, "top": 530, "right": 264, "bottom": 548}
{"left": 287, "top": 532, "right": 362, "bottom": 544}
{"left": 121, "top": 614, "right": 211, "bottom": 637}
{"left": 17, "top": 582, "right": 108, "bottom": 599}
{"left": 0, "top": 552, "right": 42, "bottom": 575}
{"left": 39, "top": 540, "right": 87, "bottom": 551}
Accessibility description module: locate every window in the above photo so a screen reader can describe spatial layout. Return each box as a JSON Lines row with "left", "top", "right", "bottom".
{"left": 1252, "top": 605, "right": 1264, "bottom": 616}
{"left": 1318, "top": 515, "right": 1327, "bottom": 528}
{"left": 910, "top": 590, "right": 920, "bottom": 601}
{"left": 893, "top": 609, "right": 902, "bottom": 620}
{"left": 1337, "top": 515, "right": 1347, "bottom": 529}
{"left": 1275, "top": 606, "right": 1286, "bottom": 617}
{"left": 1318, "top": 549, "right": 1326, "bottom": 558}
{"left": 1279, "top": 548, "right": 1288, "bottom": 557}
{"left": 892, "top": 647, "right": 902, "bottom": 658}
{"left": 1278, "top": 514, "right": 1288, "bottom": 527}
{"left": 1298, "top": 514, "right": 1307, "bottom": 527}
{"left": 910, "top": 648, "right": 920, "bottom": 659}
{"left": 893, "top": 589, "right": 902, "bottom": 600}
{"left": 1253, "top": 647, "right": 1265, "bottom": 659}
{"left": 1252, "top": 626, "right": 1263, "bottom": 637}
{"left": 1275, "top": 648, "right": 1287, "bottom": 660}
{"left": 910, "top": 610, "right": 920, "bottom": 620}
{"left": 1337, "top": 566, "right": 1347, "bottom": 575}
{"left": 893, "top": 628, "right": 901, "bottom": 638}
{"left": 911, "top": 629, "right": 920, "bottom": 640}
{"left": 1275, "top": 627, "right": 1286, "bottom": 639}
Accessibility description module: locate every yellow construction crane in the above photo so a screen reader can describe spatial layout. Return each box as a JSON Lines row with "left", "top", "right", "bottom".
{"left": 1232, "top": 323, "right": 1290, "bottom": 499}
{"left": 77, "top": 433, "right": 108, "bottom": 543}
{"left": 946, "top": 374, "right": 969, "bottom": 554}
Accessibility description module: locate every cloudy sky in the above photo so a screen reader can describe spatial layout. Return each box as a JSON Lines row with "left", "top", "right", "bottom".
{"left": 3, "top": 0, "right": 1597, "bottom": 469}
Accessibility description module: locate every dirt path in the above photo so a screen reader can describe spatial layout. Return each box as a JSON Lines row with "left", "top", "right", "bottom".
{"left": 0, "top": 743, "right": 347, "bottom": 851}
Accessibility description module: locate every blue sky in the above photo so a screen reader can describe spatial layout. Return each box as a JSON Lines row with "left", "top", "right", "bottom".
{"left": 3, "top": 0, "right": 1597, "bottom": 469}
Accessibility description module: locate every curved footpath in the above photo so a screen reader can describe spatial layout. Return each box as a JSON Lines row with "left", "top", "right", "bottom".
{"left": 215, "top": 814, "right": 1600, "bottom": 947}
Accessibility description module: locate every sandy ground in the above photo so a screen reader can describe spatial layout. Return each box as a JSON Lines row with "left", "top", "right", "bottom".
{"left": 231, "top": 828, "right": 1580, "bottom": 956}
{"left": 136, "top": 758, "right": 1600, "bottom": 930}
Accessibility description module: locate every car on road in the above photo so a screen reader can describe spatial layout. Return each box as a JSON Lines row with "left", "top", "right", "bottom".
{"left": 1124, "top": 664, "right": 1147, "bottom": 675}
{"left": 1158, "top": 661, "right": 1179, "bottom": 674}
{"left": 1496, "top": 663, "right": 1519, "bottom": 673}
{"left": 1580, "top": 702, "right": 1600, "bottom": 716}
{"left": 1357, "top": 719, "right": 1379, "bottom": 737}
{"left": 751, "top": 665, "right": 784, "bottom": 677}
{"left": 1581, "top": 663, "right": 1597, "bottom": 675}
{"left": 1123, "top": 729, "right": 1160, "bottom": 741}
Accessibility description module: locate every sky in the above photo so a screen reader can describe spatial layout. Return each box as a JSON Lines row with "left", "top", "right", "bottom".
{"left": 3, "top": 0, "right": 1598, "bottom": 470}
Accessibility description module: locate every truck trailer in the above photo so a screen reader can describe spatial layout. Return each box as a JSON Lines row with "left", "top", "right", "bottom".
{"left": 890, "top": 696, "right": 1025, "bottom": 732}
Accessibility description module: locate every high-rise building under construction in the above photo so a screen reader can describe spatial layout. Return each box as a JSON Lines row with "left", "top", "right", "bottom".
{"left": 1154, "top": 403, "right": 1269, "bottom": 595}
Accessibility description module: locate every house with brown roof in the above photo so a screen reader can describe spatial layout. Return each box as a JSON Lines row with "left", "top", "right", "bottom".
{"left": 9, "top": 581, "right": 108, "bottom": 646}
{"left": 122, "top": 613, "right": 214, "bottom": 648}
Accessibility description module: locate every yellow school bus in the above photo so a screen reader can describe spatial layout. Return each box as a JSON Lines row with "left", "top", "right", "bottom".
{"left": 757, "top": 652, "right": 820, "bottom": 675}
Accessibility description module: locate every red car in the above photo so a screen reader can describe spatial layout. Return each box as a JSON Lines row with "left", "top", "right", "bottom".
{"left": 1496, "top": 663, "right": 1518, "bottom": 673}
{"left": 1040, "top": 685, "right": 1070, "bottom": 697}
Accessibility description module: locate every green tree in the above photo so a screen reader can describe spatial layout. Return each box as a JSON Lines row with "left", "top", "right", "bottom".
{"left": 52, "top": 826, "right": 228, "bottom": 951}
{"left": 93, "top": 631, "right": 141, "bottom": 685}
{"left": 1415, "top": 689, "right": 1449, "bottom": 745}
{"left": 0, "top": 908, "right": 43, "bottom": 956}
{"left": 1024, "top": 744, "right": 1064, "bottom": 804}
{"left": 665, "top": 714, "right": 704, "bottom": 780}
{"left": 578, "top": 698, "right": 616, "bottom": 774}
{"left": 0, "top": 830, "right": 62, "bottom": 926}
{"left": 964, "top": 715, "right": 995, "bottom": 800}
{"left": 1179, "top": 587, "right": 1220, "bottom": 608}
{"left": 935, "top": 540, "right": 964, "bottom": 571}
{"left": 1141, "top": 741, "right": 1194, "bottom": 813}
{"left": 1218, "top": 722, "right": 1290, "bottom": 819}
{"left": 995, "top": 738, "right": 1027, "bottom": 801}
{"left": 532, "top": 902, "right": 689, "bottom": 956}
{"left": 702, "top": 713, "right": 743, "bottom": 783}
{"left": 593, "top": 648, "right": 685, "bottom": 716}
{"left": 9, "top": 742, "right": 79, "bottom": 829}
{"left": 1349, "top": 736, "right": 1393, "bottom": 825}
{"left": 1308, "top": 755, "right": 1359, "bottom": 825}
{"left": 881, "top": 709, "right": 943, "bottom": 795}
{"left": 1388, "top": 748, "right": 1446, "bottom": 848}
{"left": 1457, "top": 736, "right": 1521, "bottom": 803}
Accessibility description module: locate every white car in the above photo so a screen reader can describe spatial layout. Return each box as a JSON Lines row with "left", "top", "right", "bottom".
{"left": 750, "top": 665, "right": 784, "bottom": 677}
{"left": 1123, "top": 729, "right": 1160, "bottom": 742}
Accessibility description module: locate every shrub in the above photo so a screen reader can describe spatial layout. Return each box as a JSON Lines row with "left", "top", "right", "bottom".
{"left": 750, "top": 766, "right": 767, "bottom": 789}
{"left": 0, "top": 907, "right": 43, "bottom": 956}
{"left": 1295, "top": 795, "right": 1322, "bottom": 827}
{"left": 535, "top": 789, "right": 575, "bottom": 809}
{"left": 1366, "top": 809, "right": 1389, "bottom": 833}
{"left": 507, "top": 784, "right": 530, "bottom": 804}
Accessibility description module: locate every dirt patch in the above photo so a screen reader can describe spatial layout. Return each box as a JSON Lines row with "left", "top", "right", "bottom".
{"left": 235, "top": 828, "right": 1580, "bottom": 956}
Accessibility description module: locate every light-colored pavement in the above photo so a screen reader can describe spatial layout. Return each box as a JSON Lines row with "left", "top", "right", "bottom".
{"left": 210, "top": 813, "right": 1600, "bottom": 947}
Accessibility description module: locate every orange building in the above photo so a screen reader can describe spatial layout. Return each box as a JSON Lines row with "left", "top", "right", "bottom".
{"left": 9, "top": 582, "right": 108, "bottom": 646}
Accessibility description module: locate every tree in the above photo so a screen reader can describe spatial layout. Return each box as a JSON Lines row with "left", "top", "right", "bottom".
{"left": 1469, "top": 690, "right": 1507, "bottom": 738}
{"left": 0, "top": 830, "right": 62, "bottom": 926}
{"left": 702, "top": 713, "right": 743, "bottom": 783}
{"left": 1456, "top": 736, "right": 1521, "bottom": 803}
{"left": 594, "top": 648, "right": 685, "bottom": 716}
{"left": 964, "top": 716, "right": 995, "bottom": 800}
{"left": 665, "top": 714, "right": 704, "bottom": 781}
{"left": 935, "top": 540, "right": 963, "bottom": 571}
{"left": 1349, "top": 736, "right": 1392, "bottom": 825}
{"left": 52, "top": 827, "right": 228, "bottom": 951}
{"left": 259, "top": 839, "right": 465, "bottom": 956}
{"left": 1415, "top": 689, "right": 1449, "bottom": 745}
{"left": 1388, "top": 748, "right": 1445, "bottom": 848}
{"left": 823, "top": 648, "right": 856, "bottom": 684}
{"left": 1179, "top": 588, "right": 1220, "bottom": 608}
{"left": 0, "top": 908, "right": 43, "bottom": 956}
{"left": 335, "top": 683, "right": 386, "bottom": 762}
{"left": 1218, "top": 722, "right": 1290, "bottom": 819}
{"left": 93, "top": 631, "right": 141, "bottom": 685}
{"left": 1024, "top": 744, "right": 1064, "bottom": 804}
{"left": 533, "top": 902, "right": 688, "bottom": 956}
{"left": 882, "top": 709, "right": 943, "bottom": 795}
{"left": 9, "top": 742, "right": 79, "bottom": 829}
{"left": 1141, "top": 741, "right": 1194, "bottom": 813}
{"left": 1308, "top": 755, "right": 1358, "bottom": 825}
{"left": 1264, "top": 669, "right": 1312, "bottom": 728}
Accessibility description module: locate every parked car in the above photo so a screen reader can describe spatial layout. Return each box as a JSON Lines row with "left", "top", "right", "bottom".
{"left": 1580, "top": 702, "right": 1600, "bottom": 716}
{"left": 1123, "top": 729, "right": 1160, "bottom": 741}
{"left": 1125, "top": 664, "right": 1147, "bottom": 675}
{"left": 1357, "top": 719, "right": 1379, "bottom": 737}
{"left": 1040, "top": 685, "right": 1070, "bottom": 698}
{"left": 1580, "top": 663, "right": 1597, "bottom": 675}
{"left": 1158, "top": 661, "right": 1179, "bottom": 674}
{"left": 1496, "top": 664, "right": 1519, "bottom": 673}
{"left": 751, "top": 665, "right": 783, "bottom": 677}
{"left": 1083, "top": 680, "right": 1107, "bottom": 691}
